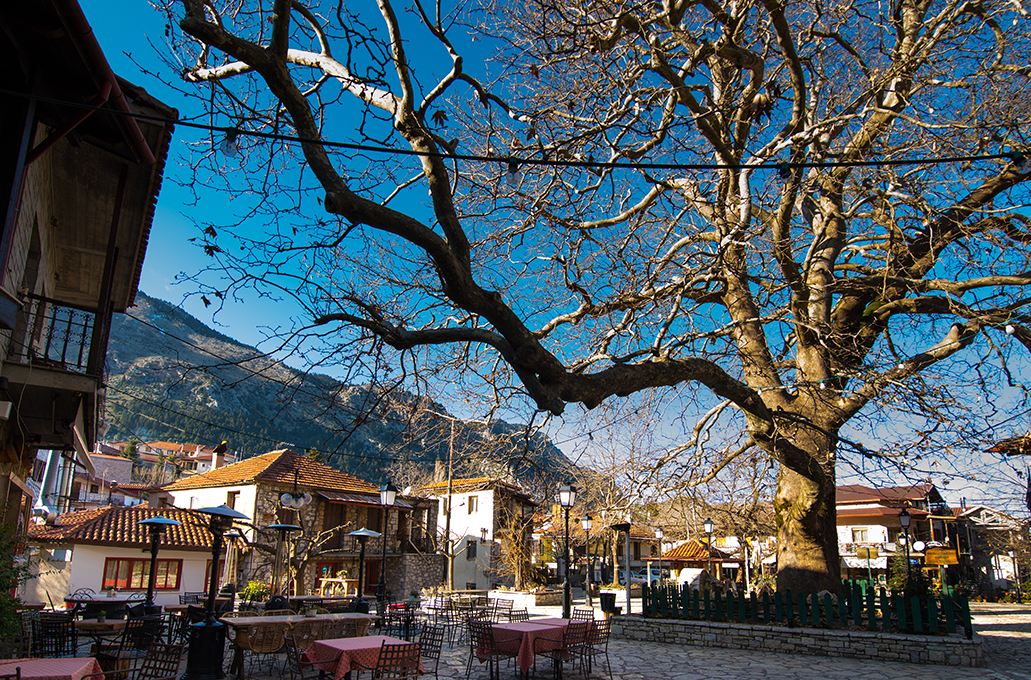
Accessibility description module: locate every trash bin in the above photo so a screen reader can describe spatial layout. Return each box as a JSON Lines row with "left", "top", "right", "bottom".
{"left": 599, "top": 593, "right": 616, "bottom": 613}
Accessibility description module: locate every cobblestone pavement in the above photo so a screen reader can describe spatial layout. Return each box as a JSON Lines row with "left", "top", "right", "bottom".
{"left": 237, "top": 595, "right": 1031, "bottom": 680}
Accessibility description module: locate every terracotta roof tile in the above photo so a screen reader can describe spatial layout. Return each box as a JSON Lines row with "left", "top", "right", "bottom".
{"left": 28, "top": 506, "right": 216, "bottom": 549}
{"left": 420, "top": 477, "right": 531, "bottom": 499}
{"left": 162, "top": 449, "right": 379, "bottom": 494}
{"left": 662, "top": 539, "right": 735, "bottom": 561}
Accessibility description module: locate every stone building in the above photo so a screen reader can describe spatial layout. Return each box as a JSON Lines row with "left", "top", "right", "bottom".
{"left": 159, "top": 449, "right": 442, "bottom": 598}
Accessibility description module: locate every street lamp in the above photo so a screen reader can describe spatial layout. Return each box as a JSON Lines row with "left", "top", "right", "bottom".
{"left": 703, "top": 518, "right": 715, "bottom": 577}
{"left": 558, "top": 483, "right": 576, "bottom": 619}
{"left": 267, "top": 523, "right": 301, "bottom": 609}
{"left": 376, "top": 482, "right": 398, "bottom": 608}
{"left": 349, "top": 528, "right": 380, "bottom": 614}
{"left": 184, "top": 504, "right": 250, "bottom": 680}
{"left": 899, "top": 508, "right": 912, "bottom": 593}
{"left": 655, "top": 527, "right": 664, "bottom": 585}
{"left": 138, "top": 515, "right": 181, "bottom": 616}
{"left": 581, "top": 514, "right": 593, "bottom": 608}
{"left": 610, "top": 522, "right": 632, "bottom": 615}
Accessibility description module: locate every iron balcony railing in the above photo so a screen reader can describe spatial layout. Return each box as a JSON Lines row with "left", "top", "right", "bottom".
{"left": 9, "top": 294, "right": 99, "bottom": 375}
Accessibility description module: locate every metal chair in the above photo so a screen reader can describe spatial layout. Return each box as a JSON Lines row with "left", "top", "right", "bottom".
{"left": 83, "top": 642, "right": 185, "bottom": 680}
{"left": 465, "top": 620, "right": 517, "bottom": 680}
{"left": 571, "top": 608, "right": 594, "bottom": 621}
{"left": 508, "top": 609, "right": 529, "bottom": 622}
{"left": 0, "top": 668, "right": 20, "bottom": 680}
{"left": 417, "top": 624, "right": 445, "bottom": 680}
{"left": 284, "top": 642, "right": 320, "bottom": 680}
{"left": 37, "top": 611, "right": 78, "bottom": 658}
{"left": 96, "top": 615, "right": 164, "bottom": 671}
{"left": 533, "top": 620, "right": 589, "bottom": 680}
{"left": 0, "top": 635, "right": 29, "bottom": 659}
{"left": 354, "top": 641, "right": 421, "bottom": 680}
{"left": 491, "top": 599, "right": 514, "bottom": 623}
{"left": 581, "top": 617, "right": 612, "bottom": 680}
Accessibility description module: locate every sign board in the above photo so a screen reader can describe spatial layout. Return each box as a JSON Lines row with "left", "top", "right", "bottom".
{"left": 856, "top": 547, "right": 879, "bottom": 560}
{"left": 924, "top": 547, "right": 959, "bottom": 565}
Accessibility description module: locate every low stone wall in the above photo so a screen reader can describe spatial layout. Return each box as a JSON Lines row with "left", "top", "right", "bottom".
{"left": 611, "top": 615, "right": 984, "bottom": 667}
{"left": 489, "top": 590, "right": 563, "bottom": 608}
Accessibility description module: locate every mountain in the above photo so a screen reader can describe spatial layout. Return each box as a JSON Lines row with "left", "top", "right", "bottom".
{"left": 103, "top": 292, "right": 573, "bottom": 487}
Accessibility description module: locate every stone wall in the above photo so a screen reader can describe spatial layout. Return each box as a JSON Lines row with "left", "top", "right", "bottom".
{"left": 396, "top": 553, "right": 446, "bottom": 597}
{"left": 611, "top": 615, "right": 984, "bottom": 667}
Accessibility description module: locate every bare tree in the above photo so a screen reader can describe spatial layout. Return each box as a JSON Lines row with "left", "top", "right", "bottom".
{"left": 160, "top": 0, "right": 1031, "bottom": 592}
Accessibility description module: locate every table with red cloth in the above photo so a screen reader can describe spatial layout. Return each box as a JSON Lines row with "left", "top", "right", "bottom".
{"left": 303, "top": 635, "right": 423, "bottom": 680}
{"left": 0, "top": 657, "right": 103, "bottom": 680}
{"left": 489, "top": 619, "right": 571, "bottom": 675}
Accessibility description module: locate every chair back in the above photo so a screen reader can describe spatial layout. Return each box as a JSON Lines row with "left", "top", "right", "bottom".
{"left": 0, "top": 667, "right": 20, "bottom": 680}
{"left": 136, "top": 642, "right": 185, "bottom": 680}
{"left": 373, "top": 642, "right": 421, "bottom": 680}
{"left": 121, "top": 615, "right": 165, "bottom": 654}
{"left": 563, "top": 620, "right": 590, "bottom": 651}
{"left": 38, "top": 611, "right": 77, "bottom": 657}
{"left": 0, "top": 634, "right": 29, "bottom": 659}
{"left": 288, "top": 619, "right": 324, "bottom": 651}
{"left": 588, "top": 617, "right": 611, "bottom": 646}
{"left": 508, "top": 609, "right": 529, "bottom": 622}
{"left": 417, "top": 624, "right": 445, "bottom": 662}
{"left": 245, "top": 622, "right": 287, "bottom": 654}
{"left": 571, "top": 608, "right": 594, "bottom": 621}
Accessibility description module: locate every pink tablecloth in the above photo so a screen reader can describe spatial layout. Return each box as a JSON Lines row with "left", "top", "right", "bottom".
{"left": 303, "top": 636, "right": 423, "bottom": 680}
{"left": 490, "top": 621, "right": 567, "bottom": 673}
{"left": 0, "top": 658, "right": 103, "bottom": 680}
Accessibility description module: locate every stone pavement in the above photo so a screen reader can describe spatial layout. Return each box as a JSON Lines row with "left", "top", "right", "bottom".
{"left": 239, "top": 594, "right": 1029, "bottom": 680}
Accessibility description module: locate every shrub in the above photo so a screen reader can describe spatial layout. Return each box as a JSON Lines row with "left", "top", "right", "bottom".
{"left": 0, "top": 526, "right": 30, "bottom": 636}
{"left": 240, "top": 580, "right": 271, "bottom": 602}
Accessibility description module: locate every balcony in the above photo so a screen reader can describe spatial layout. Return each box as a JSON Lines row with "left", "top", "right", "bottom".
{"left": 2, "top": 294, "right": 104, "bottom": 469}
{"left": 323, "top": 532, "right": 435, "bottom": 556}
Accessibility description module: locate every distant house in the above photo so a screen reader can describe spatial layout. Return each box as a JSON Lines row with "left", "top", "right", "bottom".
{"left": 421, "top": 477, "right": 536, "bottom": 590}
{"left": 23, "top": 506, "right": 215, "bottom": 609}
{"left": 67, "top": 452, "right": 143, "bottom": 510}
{"left": 0, "top": 0, "right": 175, "bottom": 532}
{"left": 160, "top": 449, "right": 442, "bottom": 597}
{"left": 954, "top": 504, "right": 1025, "bottom": 594}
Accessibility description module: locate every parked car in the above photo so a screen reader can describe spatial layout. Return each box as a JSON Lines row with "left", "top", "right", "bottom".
{"left": 634, "top": 568, "right": 670, "bottom": 584}
{"left": 617, "top": 570, "right": 646, "bottom": 585}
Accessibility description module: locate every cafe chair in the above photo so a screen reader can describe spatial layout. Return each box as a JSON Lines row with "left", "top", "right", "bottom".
{"left": 571, "top": 608, "right": 594, "bottom": 621}
{"left": 284, "top": 643, "right": 320, "bottom": 680}
{"left": 83, "top": 642, "right": 185, "bottom": 680}
{"left": 490, "top": 599, "right": 514, "bottom": 623}
{"left": 465, "top": 620, "right": 516, "bottom": 680}
{"left": 0, "top": 667, "right": 20, "bottom": 680}
{"left": 264, "top": 609, "right": 294, "bottom": 617}
{"left": 0, "top": 635, "right": 29, "bottom": 660}
{"left": 238, "top": 621, "right": 288, "bottom": 675}
{"left": 532, "top": 620, "right": 589, "bottom": 680}
{"left": 37, "top": 611, "right": 78, "bottom": 658}
{"left": 285, "top": 619, "right": 324, "bottom": 652}
{"left": 580, "top": 617, "right": 612, "bottom": 680}
{"left": 508, "top": 609, "right": 529, "bottom": 622}
{"left": 416, "top": 624, "right": 445, "bottom": 680}
{"left": 353, "top": 641, "right": 421, "bottom": 680}
{"left": 97, "top": 615, "right": 164, "bottom": 672}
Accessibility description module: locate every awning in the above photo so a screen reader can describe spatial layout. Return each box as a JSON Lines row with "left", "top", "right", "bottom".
{"left": 317, "top": 490, "right": 413, "bottom": 510}
{"left": 842, "top": 556, "right": 887, "bottom": 569}
{"left": 71, "top": 400, "right": 95, "bottom": 476}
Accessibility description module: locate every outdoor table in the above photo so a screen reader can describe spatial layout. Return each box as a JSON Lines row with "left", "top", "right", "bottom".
{"left": 64, "top": 594, "right": 140, "bottom": 619}
{"left": 75, "top": 617, "right": 127, "bottom": 649}
{"left": 223, "top": 612, "right": 379, "bottom": 680}
{"left": 0, "top": 657, "right": 103, "bottom": 680}
{"left": 490, "top": 620, "right": 568, "bottom": 675}
{"left": 303, "top": 635, "right": 422, "bottom": 680}
{"left": 387, "top": 599, "right": 422, "bottom": 641}
{"left": 164, "top": 598, "right": 230, "bottom": 615}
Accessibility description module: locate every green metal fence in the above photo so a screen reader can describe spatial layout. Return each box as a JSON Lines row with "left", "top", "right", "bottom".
{"left": 640, "top": 580, "right": 973, "bottom": 639}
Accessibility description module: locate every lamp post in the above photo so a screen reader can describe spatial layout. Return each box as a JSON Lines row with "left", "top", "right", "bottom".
{"left": 348, "top": 528, "right": 379, "bottom": 614}
{"left": 267, "top": 523, "right": 301, "bottom": 609}
{"left": 184, "top": 504, "right": 250, "bottom": 680}
{"left": 899, "top": 508, "right": 912, "bottom": 593}
{"left": 581, "top": 515, "right": 593, "bottom": 608}
{"left": 703, "top": 518, "right": 715, "bottom": 578}
{"left": 558, "top": 483, "right": 576, "bottom": 619}
{"left": 655, "top": 527, "right": 664, "bottom": 585}
{"left": 138, "top": 515, "right": 181, "bottom": 616}
{"left": 376, "top": 482, "right": 397, "bottom": 608}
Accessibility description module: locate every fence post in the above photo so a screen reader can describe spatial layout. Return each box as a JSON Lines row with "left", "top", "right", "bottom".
{"left": 943, "top": 594, "right": 956, "bottom": 634}
{"left": 738, "top": 591, "right": 746, "bottom": 623}
{"left": 785, "top": 589, "right": 794, "bottom": 624}
{"left": 927, "top": 596, "right": 939, "bottom": 635}
{"left": 798, "top": 591, "right": 807, "bottom": 626}
{"left": 866, "top": 586, "right": 876, "bottom": 630}
{"left": 895, "top": 593, "right": 907, "bottom": 632}
{"left": 750, "top": 591, "right": 758, "bottom": 623}
{"left": 764, "top": 590, "right": 772, "bottom": 624}
{"left": 692, "top": 589, "right": 699, "bottom": 620}
{"left": 958, "top": 593, "right": 973, "bottom": 640}
{"left": 879, "top": 588, "right": 891, "bottom": 631}
{"left": 681, "top": 584, "right": 690, "bottom": 619}
{"left": 714, "top": 590, "right": 723, "bottom": 622}
{"left": 704, "top": 590, "right": 711, "bottom": 621}
{"left": 910, "top": 596, "right": 922, "bottom": 634}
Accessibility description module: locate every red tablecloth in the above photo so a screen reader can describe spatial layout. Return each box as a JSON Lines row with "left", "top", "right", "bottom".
{"left": 490, "top": 621, "right": 567, "bottom": 673}
{"left": 303, "top": 636, "right": 423, "bottom": 680}
{"left": 0, "top": 658, "right": 103, "bottom": 680}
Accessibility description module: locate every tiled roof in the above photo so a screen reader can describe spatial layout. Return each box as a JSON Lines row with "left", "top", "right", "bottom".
{"left": 420, "top": 477, "right": 532, "bottom": 500}
{"left": 987, "top": 435, "right": 1031, "bottom": 455}
{"left": 28, "top": 506, "right": 216, "bottom": 549}
{"left": 836, "top": 483, "right": 936, "bottom": 503}
{"left": 162, "top": 449, "right": 379, "bottom": 494}
{"left": 662, "top": 539, "right": 735, "bottom": 561}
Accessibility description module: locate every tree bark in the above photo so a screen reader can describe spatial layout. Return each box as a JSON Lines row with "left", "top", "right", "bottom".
{"left": 773, "top": 466, "right": 840, "bottom": 593}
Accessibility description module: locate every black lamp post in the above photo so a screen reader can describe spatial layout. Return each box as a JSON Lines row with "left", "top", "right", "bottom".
{"left": 267, "top": 523, "right": 301, "bottom": 610}
{"left": 558, "top": 483, "right": 576, "bottom": 619}
{"left": 899, "top": 508, "right": 912, "bottom": 593}
{"left": 703, "top": 518, "right": 715, "bottom": 577}
{"left": 138, "top": 515, "right": 181, "bottom": 616}
{"left": 610, "top": 522, "right": 631, "bottom": 615}
{"left": 655, "top": 527, "right": 664, "bottom": 584}
{"left": 581, "top": 514, "right": 593, "bottom": 608}
{"left": 349, "top": 528, "right": 379, "bottom": 614}
{"left": 376, "top": 482, "right": 397, "bottom": 606}
{"left": 184, "top": 504, "right": 250, "bottom": 680}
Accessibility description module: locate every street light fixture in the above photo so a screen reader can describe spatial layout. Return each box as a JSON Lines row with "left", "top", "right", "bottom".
{"left": 184, "top": 504, "right": 250, "bottom": 680}
{"left": 376, "top": 482, "right": 398, "bottom": 609}
{"left": 558, "top": 483, "right": 576, "bottom": 619}
{"left": 899, "top": 508, "right": 912, "bottom": 593}
{"left": 581, "top": 514, "right": 593, "bottom": 608}
{"left": 138, "top": 515, "right": 181, "bottom": 616}
{"left": 348, "top": 528, "right": 380, "bottom": 614}
{"left": 703, "top": 518, "right": 715, "bottom": 577}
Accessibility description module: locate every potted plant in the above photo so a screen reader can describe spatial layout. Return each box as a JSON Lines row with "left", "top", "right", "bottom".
{"left": 97, "top": 610, "right": 106, "bottom": 623}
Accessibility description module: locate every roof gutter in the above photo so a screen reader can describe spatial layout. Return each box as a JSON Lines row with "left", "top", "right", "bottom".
{"left": 52, "top": 0, "right": 156, "bottom": 165}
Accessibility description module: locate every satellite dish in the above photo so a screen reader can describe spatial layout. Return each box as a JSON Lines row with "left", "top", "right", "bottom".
{"left": 402, "top": 486, "right": 413, "bottom": 496}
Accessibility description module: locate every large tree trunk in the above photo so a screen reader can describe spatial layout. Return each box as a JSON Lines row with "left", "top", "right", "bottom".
{"left": 774, "top": 467, "right": 841, "bottom": 592}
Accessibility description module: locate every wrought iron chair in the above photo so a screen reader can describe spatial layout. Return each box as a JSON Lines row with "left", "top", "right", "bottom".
{"left": 353, "top": 641, "right": 421, "bottom": 680}
{"left": 284, "top": 642, "right": 321, "bottom": 680}
{"left": 0, "top": 667, "right": 21, "bottom": 680}
{"left": 37, "top": 611, "right": 78, "bottom": 658}
{"left": 0, "top": 635, "right": 29, "bottom": 659}
{"left": 490, "top": 599, "right": 514, "bottom": 623}
{"left": 581, "top": 617, "right": 612, "bottom": 680}
{"left": 571, "top": 608, "right": 594, "bottom": 621}
{"left": 83, "top": 642, "right": 184, "bottom": 680}
{"left": 533, "top": 620, "right": 589, "bottom": 680}
{"left": 417, "top": 624, "right": 445, "bottom": 680}
{"left": 465, "top": 620, "right": 517, "bottom": 680}
{"left": 508, "top": 609, "right": 530, "bottom": 622}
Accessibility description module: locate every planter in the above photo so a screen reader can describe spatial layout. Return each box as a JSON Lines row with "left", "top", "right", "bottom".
{"left": 489, "top": 589, "right": 563, "bottom": 608}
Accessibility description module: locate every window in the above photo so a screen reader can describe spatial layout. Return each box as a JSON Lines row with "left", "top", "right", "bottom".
{"left": 466, "top": 539, "right": 477, "bottom": 560}
{"left": 226, "top": 491, "right": 239, "bottom": 510}
{"left": 468, "top": 496, "right": 478, "bottom": 514}
{"left": 852, "top": 528, "right": 868, "bottom": 543}
{"left": 102, "top": 558, "right": 181, "bottom": 590}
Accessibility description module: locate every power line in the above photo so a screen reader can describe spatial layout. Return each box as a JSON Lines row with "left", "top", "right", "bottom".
{"left": 1, "top": 87, "right": 1023, "bottom": 173}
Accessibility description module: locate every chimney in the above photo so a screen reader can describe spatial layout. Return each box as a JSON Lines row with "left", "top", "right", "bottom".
{"left": 213, "top": 448, "right": 225, "bottom": 470}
